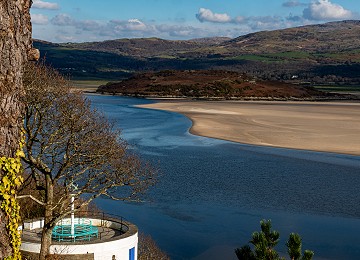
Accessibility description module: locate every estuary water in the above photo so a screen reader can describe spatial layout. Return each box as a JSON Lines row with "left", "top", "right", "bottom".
{"left": 88, "top": 94, "right": 360, "bottom": 260}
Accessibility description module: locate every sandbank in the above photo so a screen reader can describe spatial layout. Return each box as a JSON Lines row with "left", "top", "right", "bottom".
{"left": 138, "top": 100, "right": 360, "bottom": 156}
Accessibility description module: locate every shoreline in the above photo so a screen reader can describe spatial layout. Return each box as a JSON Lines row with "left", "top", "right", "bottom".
{"left": 93, "top": 91, "right": 360, "bottom": 102}
{"left": 138, "top": 100, "right": 360, "bottom": 156}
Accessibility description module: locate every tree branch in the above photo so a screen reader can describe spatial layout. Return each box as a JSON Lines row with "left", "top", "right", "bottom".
{"left": 16, "top": 195, "right": 45, "bottom": 206}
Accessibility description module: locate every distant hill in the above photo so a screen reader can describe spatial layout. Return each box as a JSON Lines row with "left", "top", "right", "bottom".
{"left": 64, "top": 37, "right": 204, "bottom": 58}
{"left": 53, "top": 20, "right": 360, "bottom": 57}
{"left": 188, "top": 37, "right": 231, "bottom": 44}
{"left": 61, "top": 37, "right": 231, "bottom": 58}
{"left": 33, "top": 20, "right": 360, "bottom": 86}
{"left": 96, "top": 70, "right": 341, "bottom": 100}
{"left": 224, "top": 20, "right": 360, "bottom": 54}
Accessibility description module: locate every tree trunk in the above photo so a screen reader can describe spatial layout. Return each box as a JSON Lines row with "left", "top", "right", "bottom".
{"left": 0, "top": 0, "right": 34, "bottom": 258}
{"left": 39, "top": 227, "right": 53, "bottom": 260}
{"left": 39, "top": 175, "right": 54, "bottom": 260}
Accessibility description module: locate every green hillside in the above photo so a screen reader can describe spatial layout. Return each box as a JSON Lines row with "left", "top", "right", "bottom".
{"left": 34, "top": 20, "right": 360, "bottom": 91}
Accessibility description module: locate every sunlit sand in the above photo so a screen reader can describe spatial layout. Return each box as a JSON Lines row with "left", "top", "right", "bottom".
{"left": 139, "top": 100, "right": 360, "bottom": 155}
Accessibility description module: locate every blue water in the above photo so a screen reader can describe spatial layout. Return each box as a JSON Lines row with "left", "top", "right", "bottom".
{"left": 88, "top": 94, "right": 360, "bottom": 260}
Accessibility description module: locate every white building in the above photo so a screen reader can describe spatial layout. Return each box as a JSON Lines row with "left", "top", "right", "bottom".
{"left": 21, "top": 215, "right": 138, "bottom": 260}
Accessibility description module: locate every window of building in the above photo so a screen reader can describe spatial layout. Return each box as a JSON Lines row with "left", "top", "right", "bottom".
{"left": 129, "top": 247, "right": 135, "bottom": 260}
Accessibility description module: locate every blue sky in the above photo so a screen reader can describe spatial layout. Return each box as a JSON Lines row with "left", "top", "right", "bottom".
{"left": 31, "top": 0, "right": 360, "bottom": 42}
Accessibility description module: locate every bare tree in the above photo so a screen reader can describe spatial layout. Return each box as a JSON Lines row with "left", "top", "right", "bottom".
{"left": 0, "top": 0, "right": 39, "bottom": 258}
{"left": 21, "top": 62, "right": 156, "bottom": 259}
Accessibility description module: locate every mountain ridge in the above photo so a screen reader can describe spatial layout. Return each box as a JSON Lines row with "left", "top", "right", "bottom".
{"left": 33, "top": 20, "right": 360, "bottom": 85}
{"left": 224, "top": 20, "right": 360, "bottom": 54}
{"left": 45, "top": 20, "right": 360, "bottom": 56}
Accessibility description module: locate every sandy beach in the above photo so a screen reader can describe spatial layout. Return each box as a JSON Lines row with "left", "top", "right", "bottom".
{"left": 139, "top": 100, "right": 360, "bottom": 156}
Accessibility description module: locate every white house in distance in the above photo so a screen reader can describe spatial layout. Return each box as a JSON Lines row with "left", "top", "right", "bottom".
{"left": 20, "top": 214, "right": 138, "bottom": 260}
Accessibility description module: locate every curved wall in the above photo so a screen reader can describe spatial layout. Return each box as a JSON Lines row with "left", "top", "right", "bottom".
{"left": 21, "top": 218, "right": 138, "bottom": 260}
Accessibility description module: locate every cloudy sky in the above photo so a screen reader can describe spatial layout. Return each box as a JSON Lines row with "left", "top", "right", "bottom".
{"left": 31, "top": 0, "right": 359, "bottom": 42}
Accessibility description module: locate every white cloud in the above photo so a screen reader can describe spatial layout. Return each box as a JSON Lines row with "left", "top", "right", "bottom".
{"left": 195, "top": 8, "right": 286, "bottom": 32}
{"left": 32, "top": 0, "right": 59, "bottom": 10}
{"left": 55, "top": 35, "right": 75, "bottom": 42}
{"left": 156, "top": 24, "right": 204, "bottom": 37}
{"left": 196, "top": 8, "right": 232, "bottom": 23}
{"left": 51, "top": 14, "right": 149, "bottom": 35}
{"left": 107, "top": 19, "right": 156, "bottom": 37}
{"left": 38, "top": 4, "right": 355, "bottom": 43}
{"left": 40, "top": 13, "right": 238, "bottom": 42}
{"left": 233, "top": 16, "right": 245, "bottom": 23}
{"left": 51, "top": 14, "right": 74, "bottom": 26}
{"left": 245, "top": 16, "right": 286, "bottom": 31}
{"left": 52, "top": 14, "right": 102, "bottom": 32}
{"left": 31, "top": 14, "right": 49, "bottom": 25}
{"left": 286, "top": 14, "right": 305, "bottom": 22}
{"left": 78, "top": 20, "right": 101, "bottom": 31}
{"left": 303, "top": 0, "right": 354, "bottom": 21}
{"left": 119, "top": 19, "right": 148, "bottom": 31}
{"left": 196, "top": 8, "right": 247, "bottom": 24}
{"left": 283, "top": 1, "right": 306, "bottom": 8}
